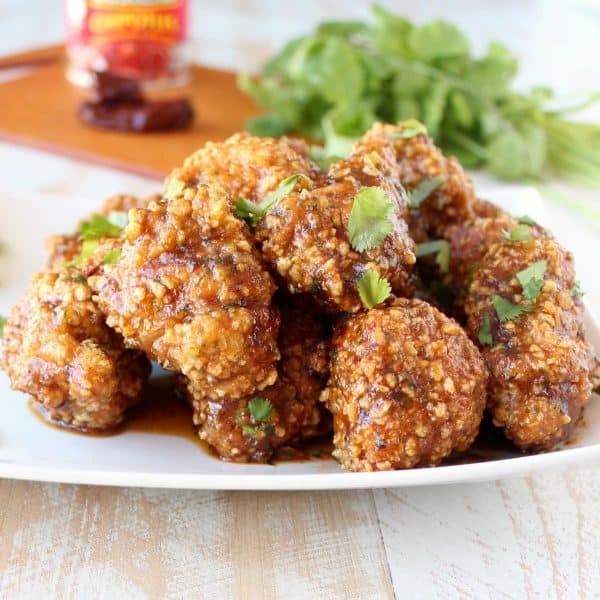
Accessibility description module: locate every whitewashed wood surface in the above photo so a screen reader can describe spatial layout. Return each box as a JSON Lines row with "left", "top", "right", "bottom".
{"left": 1, "top": 470, "right": 599, "bottom": 599}
{"left": 1, "top": 1, "right": 600, "bottom": 598}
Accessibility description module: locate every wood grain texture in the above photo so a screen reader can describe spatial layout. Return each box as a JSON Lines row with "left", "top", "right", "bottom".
{"left": 0, "top": 482, "right": 395, "bottom": 600}
{"left": 374, "top": 467, "right": 600, "bottom": 599}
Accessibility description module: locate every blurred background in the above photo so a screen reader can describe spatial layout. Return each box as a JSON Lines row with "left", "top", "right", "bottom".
{"left": 1, "top": 0, "right": 599, "bottom": 105}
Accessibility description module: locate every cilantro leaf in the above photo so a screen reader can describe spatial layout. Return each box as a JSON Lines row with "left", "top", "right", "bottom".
{"left": 571, "top": 281, "right": 584, "bottom": 298}
{"left": 516, "top": 260, "right": 547, "bottom": 302}
{"left": 415, "top": 240, "right": 450, "bottom": 273}
{"left": 357, "top": 269, "right": 392, "bottom": 309}
{"left": 107, "top": 211, "right": 129, "bottom": 229}
{"left": 165, "top": 179, "right": 185, "bottom": 200}
{"left": 65, "top": 239, "right": 98, "bottom": 267}
{"left": 491, "top": 294, "right": 534, "bottom": 322}
{"left": 478, "top": 315, "right": 493, "bottom": 346}
{"left": 348, "top": 187, "right": 394, "bottom": 252}
{"left": 241, "top": 424, "right": 264, "bottom": 437}
{"left": 386, "top": 119, "right": 428, "bottom": 139}
{"left": 235, "top": 173, "right": 306, "bottom": 227}
{"left": 234, "top": 198, "right": 263, "bottom": 227}
{"left": 518, "top": 215, "right": 537, "bottom": 226}
{"left": 407, "top": 20, "right": 469, "bottom": 61}
{"left": 247, "top": 397, "right": 273, "bottom": 423}
{"left": 504, "top": 224, "right": 532, "bottom": 242}
{"left": 79, "top": 213, "right": 126, "bottom": 240}
{"left": 102, "top": 248, "right": 122, "bottom": 265}
{"left": 240, "top": 6, "right": 600, "bottom": 189}
{"left": 406, "top": 177, "right": 444, "bottom": 209}
{"left": 0, "top": 315, "right": 6, "bottom": 338}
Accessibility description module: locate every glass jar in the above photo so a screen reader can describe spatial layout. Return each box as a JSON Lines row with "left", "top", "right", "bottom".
{"left": 65, "top": 0, "right": 190, "bottom": 89}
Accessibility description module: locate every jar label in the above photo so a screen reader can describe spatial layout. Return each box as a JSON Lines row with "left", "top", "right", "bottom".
{"left": 66, "top": 0, "right": 188, "bottom": 45}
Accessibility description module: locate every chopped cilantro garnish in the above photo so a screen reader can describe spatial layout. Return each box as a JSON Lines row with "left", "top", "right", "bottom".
{"left": 102, "top": 248, "right": 122, "bottom": 265}
{"left": 65, "top": 239, "right": 98, "bottom": 267}
{"left": 73, "top": 274, "right": 87, "bottom": 283}
{"left": 516, "top": 260, "right": 547, "bottom": 302}
{"left": 478, "top": 315, "right": 493, "bottom": 346}
{"left": 247, "top": 397, "right": 273, "bottom": 423}
{"left": 491, "top": 293, "right": 534, "bottom": 322}
{"left": 357, "top": 269, "right": 391, "bottom": 309}
{"left": 415, "top": 240, "right": 450, "bottom": 273}
{"left": 518, "top": 215, "right": 537, "bottom": 226}
{"left": 165, "top": 178, "right": 185, "bottom": 200}
{"left": 67, "top": 211, "right": 128, "bottom": 267}
{"left": 107, "top": 211, "right": 129, "bottom": 229}
{"left": 79, "top": 212, "right": 127, "bottom": 240}
{"left": 236, "top": 397, "right": 274, "bottom": 437}
{"left": 348, "top": 186, "right": 394, "bottom": 252}
{"left": 406, "top": 176, "right": 444, "bottom": 209}
{"left": 571, "top": 281, "right": 584, "bottom": 298}
{"left": 386, "top": 119, "right": 428, "bottom": 139}
{"left": 0, "top": 315, "right": 6, "bottom": 338}
{"left": 235, "top": 173, "right": 307, "bottom": 227}
{"left": 504, "top": 224, "right": 532, "bottom": 242}
{"left": 309, "top": 146, "right": 340, "bottom": 170}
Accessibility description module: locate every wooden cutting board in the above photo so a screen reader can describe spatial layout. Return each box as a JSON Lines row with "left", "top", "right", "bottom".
{"left": 0, "top": 46, "right": 261, "bottom": 180}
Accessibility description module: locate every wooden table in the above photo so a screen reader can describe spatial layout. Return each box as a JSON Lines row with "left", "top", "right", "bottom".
{"left": 2, "top": 468, "right": 599, "bottom": 598}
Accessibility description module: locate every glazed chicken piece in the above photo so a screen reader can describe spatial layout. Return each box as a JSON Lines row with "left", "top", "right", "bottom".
{"left": 167, "top": 132, "right": 319, "bottom": 205}
{"left": 1, "top": 270, "right": 150, "bottom": 430}
{"left": 358, "top": 122, "right": 478, "bottom": 238}
{"left": 168, "top": 132, "right": 416, "bottom": 313}
{"left": 89, "top": 183, "right": 281, "bottom": 401}
{"left": 321, "top": 298, "right": 487, "bottom": 471}
{"left": 255, "top": 141, "right": 416, "bottom": 312}
{"left": 465, "top": 236, "right": 595, "bottom": 450}
{"left": 184, "top": 304, "right": 330, "bottom": 462}
{"left": 46, "top": 193, "right": 155, "bottom": 271}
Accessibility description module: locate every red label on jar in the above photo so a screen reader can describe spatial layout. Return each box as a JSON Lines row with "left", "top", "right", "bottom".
{"left": 66, "top": 0, "right": 188, "bottom": 45}
{"left": 65, "top": 0, "right": 190, "bottom": 86}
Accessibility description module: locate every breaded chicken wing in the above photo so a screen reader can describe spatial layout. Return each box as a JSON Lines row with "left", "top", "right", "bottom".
{"left": 89, "top": 184, "right": 281, "bottom": 401}
{"left": 167, "top": 132, "right": 319, "bottom": 204}
{"left": 185, "top": 303, "right": 330, "bottom": 462}
{"left": 465, "top": 236, "right": 594, "bottom": 450}
{"left": 322, "top": 298, "right": 487, "bottom": 471}
{"left": 255, "top": 144, "right": 416, "bottom": 312}
{"left": 359, "top": 122, "right": 478, "bottom": 237}
{"left": 2, "top": 270, "right": 150, "bottom": 430}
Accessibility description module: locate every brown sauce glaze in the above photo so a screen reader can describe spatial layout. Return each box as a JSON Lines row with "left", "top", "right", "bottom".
{"left": 29, "top": 380, "right": 582, "bottom": 466}
{"left": 27, "top": 374, "right": 333, "bottom": 463}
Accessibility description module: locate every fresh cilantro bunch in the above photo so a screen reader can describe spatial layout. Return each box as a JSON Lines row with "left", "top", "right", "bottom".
{"left": 239, "top": 4, "right": 600, "bottom": 186}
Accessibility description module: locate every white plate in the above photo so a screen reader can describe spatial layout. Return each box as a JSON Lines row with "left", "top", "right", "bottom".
{"left": 0, "top": 186, "right": 599, "bottom": 490}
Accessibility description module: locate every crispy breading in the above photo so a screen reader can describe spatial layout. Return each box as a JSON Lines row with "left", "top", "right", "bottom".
{"left": 464, "top": 236, "right": 594, "bottom": 450}
{"left": 88, "top": 184, "right": 280, "bottom": 401}
{"left": 256, "top": 143, "right": 416, "bottom": 312}
{"left": 185, "top": 304, "right": 330, "bottom": 462}
{"left": 322, "top": 299, "right": 487, "bottom": 471}
{"left": 167, "top": 132, "right": 319, "bottom": 204}
{"left": 1, "top": 270, "right": 150, "bottom": 430}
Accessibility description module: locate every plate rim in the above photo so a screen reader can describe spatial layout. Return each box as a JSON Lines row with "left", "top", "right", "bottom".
{"left": 1, "top": 442, "right": 599, "bottom": 490}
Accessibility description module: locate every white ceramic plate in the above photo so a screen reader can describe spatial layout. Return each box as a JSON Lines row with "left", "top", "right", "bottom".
{"left": 0, "top": 186, "right": 599, "bottom": 490}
